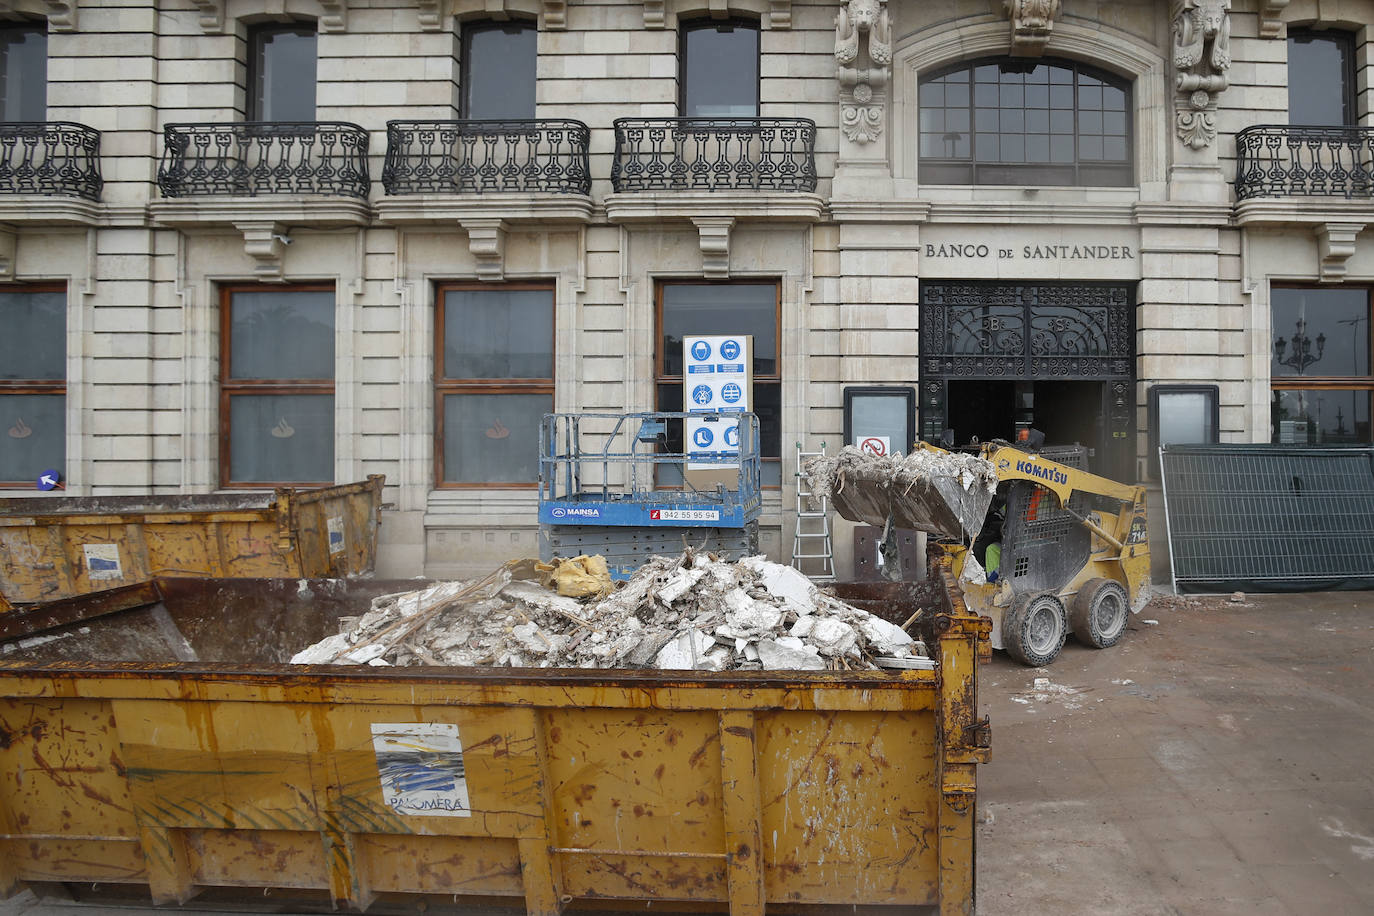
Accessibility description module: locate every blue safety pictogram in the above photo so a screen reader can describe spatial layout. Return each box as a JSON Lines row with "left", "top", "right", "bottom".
{"left": 723, "top": 425, "right": 739, "bottom": 447}
{"left": 720, "top": 339, "right": 740, "bottom": 360}
{"left": 691, "top": 385, "right": 713, "bottom": 405}
{"left": 721, "top": 382, "right": 742, "bottom": 404}
{"left": 693, "top": 427, "right": 714, "bottom": 448}
{"left": 690, "top": 340, "right": 711, "bottom": 361}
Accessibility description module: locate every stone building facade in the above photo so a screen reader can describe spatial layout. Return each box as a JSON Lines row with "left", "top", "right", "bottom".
{"left": 0, "top": 0, "right": 1369, "bottom": 578}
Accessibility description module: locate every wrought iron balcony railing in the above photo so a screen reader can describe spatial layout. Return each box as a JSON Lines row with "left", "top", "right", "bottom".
{"left": 0, "top": 122, "right": 102, "bottom": 201}
{"left": 157, "top": 122, "right": 370, "bottom": 199}
{"left": 1235, "top": 124, "right": 1374, "bottom": 200}
{"left": 382, "top": 119, "right": 591, "bottom": 195}
{"left": 611, "top": 118, "right": 817, "bottom": 192}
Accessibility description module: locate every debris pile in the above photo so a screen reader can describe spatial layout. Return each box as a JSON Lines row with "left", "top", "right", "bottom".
{"left": 802, "top": 445, "right": 998, "bottom": 540}
{"left": 291, "top": 551, "right": 933, "bottom": 672}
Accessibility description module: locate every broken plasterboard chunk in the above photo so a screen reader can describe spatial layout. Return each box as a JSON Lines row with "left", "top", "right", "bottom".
{"left": 757, "top": 638, "right": 826, "bottom": 671}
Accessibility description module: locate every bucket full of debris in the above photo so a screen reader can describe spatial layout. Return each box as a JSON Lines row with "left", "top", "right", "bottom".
{"left": 0, "top": 549, "right": 989, "bottom": 915}
{"left": 803, "top": 444, "right": 998, "bottom": 541}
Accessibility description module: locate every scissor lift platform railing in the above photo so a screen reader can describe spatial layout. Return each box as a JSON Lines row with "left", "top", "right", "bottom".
{"left": 538, "top": 411, "right": 763, "bottom": 577}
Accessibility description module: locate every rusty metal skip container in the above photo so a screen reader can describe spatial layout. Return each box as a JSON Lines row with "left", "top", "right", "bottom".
{"left": 0, "top": 475, "right": 385, "bottom": 608}
{"left": 0, "top": 553, "right": 989, "bottom": 915}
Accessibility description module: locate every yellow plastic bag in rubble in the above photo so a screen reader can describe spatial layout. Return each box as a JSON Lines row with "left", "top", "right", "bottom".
{"left": 535, "top": 554, "right": 614, "bottom": 599}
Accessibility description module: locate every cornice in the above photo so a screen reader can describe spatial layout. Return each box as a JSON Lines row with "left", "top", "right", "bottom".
{"left": 148, "top": 197, "right": 373, "bottom": 228}
{"left": 604, "top": 192, "right": 825, "bottom": 224}
{"left": 1233, "top": 198, "right": 1374, "bottom": 228}
{"left": 374, "top": 194, "right": 594, "bottom": 225}
{"left": 0, "top": 196, "right": 101, "bottom": 226}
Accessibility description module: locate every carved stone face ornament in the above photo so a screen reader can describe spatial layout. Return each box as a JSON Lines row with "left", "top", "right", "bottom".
{"left": 1172, "top": 0, "right": 1231, "bottom": 150}
{"left": 835, "top": 0, "right": 891, "bottom": 143}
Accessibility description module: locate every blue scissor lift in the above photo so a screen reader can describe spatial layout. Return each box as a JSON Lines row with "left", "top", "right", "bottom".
{"left": 538, "top": 411, "right": 763, "bottom": 579}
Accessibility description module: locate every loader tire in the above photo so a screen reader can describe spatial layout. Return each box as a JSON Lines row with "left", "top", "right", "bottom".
{"left": 1002, "top": 591, "right": 1067, "bottom": 667}
{"left": 1070, "top": 578, "right": 1129, "bottom": 649}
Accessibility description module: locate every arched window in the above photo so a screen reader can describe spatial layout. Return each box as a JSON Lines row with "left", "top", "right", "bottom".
{"left": 919, "top": 57, "right": 1132, "bottom": 187}
{"left": 1287, "top": 29, "right": 1354, "bottom": 127}
{"left": 680, "top": 18, "right": 759, "bottom": 117}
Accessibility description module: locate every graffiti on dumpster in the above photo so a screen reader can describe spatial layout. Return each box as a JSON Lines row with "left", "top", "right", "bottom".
{"left": 370, "top": 722, "right": 471, "bottom": 817}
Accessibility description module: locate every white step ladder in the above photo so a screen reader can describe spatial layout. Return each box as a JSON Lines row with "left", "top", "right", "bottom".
{"left": 791, "top": 442, "right": 836, "bottom": 582}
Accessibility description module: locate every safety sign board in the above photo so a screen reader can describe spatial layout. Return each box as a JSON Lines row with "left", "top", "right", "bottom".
{"left": 684, "top": 335, "right": 749, "bottom": 470}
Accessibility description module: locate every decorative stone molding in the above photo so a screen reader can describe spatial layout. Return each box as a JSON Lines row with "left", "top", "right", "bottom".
{"left": 1172, "top": 0, "right": 1230, "bottom": 150}
{"left": 542, "top": 0, "right": 565, "bottom": 28}
{"left": 0, "top": 225, "right": 16, "bottom": 280}
{"left": 1003, "top": 0, "right": 1060, "bottom": 57}
{"left": 769, "top": 0, "right": 790, "bottom": 29}
{"left": 1315, "top": 222, "right": 1365, "bottom": 283}
{"left": 190, "top": 0, "right": 223, "bottom": 32}
{"left": 235, "top": 221, "right": 289, "bottom": 281}
{"left": 461, "top": 218, "right": 508, "bottom": 282}
{"left": 692, "top": 217, "right": 734, "bottom": 278}
{"left": 418, "top": 0, "right": 441, "bottom": 29}
{"left": 644, "top": 0, "right": 664, "bottom": 27}
{"left": 835, "top": 0, "right": 891, "bottom": 144}
{"left": 1258, "top": 0, "right": 1288, "bottom": 39}
{"left": 319, "top": 0, "right": 346, "bottom": 31}
{"left": 43, "top": 0, "right": 74, "bottom": 30}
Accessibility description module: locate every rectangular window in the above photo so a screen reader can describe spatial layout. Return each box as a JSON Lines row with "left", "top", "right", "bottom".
{"left": 0, "top": 285, "right": 65, "bottom": 487}
{"left": 248, "top": 24, "right": 317, "bottom": 121}
{"left": 680, "top": 19, "right": 759, "bottom": 118}
{"left": 461, "top": 21, "right": 536, "bottom": 119}
{"left": 1270, "top": 286, "right": 1373, "bottom": 445}
{"left": 220, "top": 285, "right": 335, "bottom": 486}
{"left": 436, "top": 283, "right": 553, "bottom": 486}
{"left": 657, "top": 281, "right": 780, "bottom": 486}
{"left": 0, "top": 24, "right": 45, "bottom": 122}
{"left": 1288, "top": 30, "right": 1354, "bottom": 127}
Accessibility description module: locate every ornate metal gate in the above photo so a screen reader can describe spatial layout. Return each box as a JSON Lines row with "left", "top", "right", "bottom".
{"left": 918, "top": 282, "right": 1136, "bottom": 468}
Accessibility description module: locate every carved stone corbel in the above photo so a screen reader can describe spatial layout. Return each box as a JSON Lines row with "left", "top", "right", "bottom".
{"left": 643, "top": 0, "right": 664, "bottom": 28}
{"left": 1316, "top": 222, "right": 1365, "bottom": 283}
{"left": 190, "top": 0, "right": 223, "bottom": 33}
{"left": 236, "top": 222, "right": 288, "bottom": 282}
{"left": 417, "top": 0, "right": 442, "bottom": 29}
{"left": 462, "top": 218, "right": 508, "bottom": 282}
{"left": 1172, "top": 0, "right": 1231, "bottom": 150}
{"left": 0, "top": 225, "right": 16, "bottom": 281}
{"left": 692, "top": 217, "right": 734, "bottom": 279}
{"left": 319, "top": 0, "right": 347, "bottom": 31}
{"left": 769, "top": 0, "right": 792, "bottom": 29}
{"left": 542, "top": 0, "right": 565, "bottom": 28}
{"left": 43, "top": 0, "right": 75, "bottom": 31}
{"left": 1003, "top": 0, "right": 1060, "bottom": 57}
{"left": 1259, "top": 0, "right": 1288, "bottom": 39}
{"left": 835, "top": 0, "right": 891, "bottom": 145}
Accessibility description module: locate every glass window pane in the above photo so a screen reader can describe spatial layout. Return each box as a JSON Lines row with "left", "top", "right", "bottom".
{"left": 919, "top": 82, "right": 944, "bottom": 107}
{"left": 0, "top": 26, "right": 46, "bottom": 122}
{"left": 0, "top": 393, "right": 63, "bottom": 482}
{"left": 1271, "top": 389, "right": 1371, "bottom": 444}
{"left": 0, "top": 289, "right": 65, "bottom": 380}
{"left": 946, "top": 81, "right": 969, "bottom": 107}
{"left": 443, "top": 288, "right": 553, "bottom": 380}
{"left": 1157, "top": 391, "right": 1216, "bottom": 447}
{"left": 682, "top": 21, "right": 758, "bottom": 117}
{"left": 230, "top": 289, "right": 335, "bottom": 380}
{"left": 1271, "top": 287, "right": 1370, "bottom": 378}
{"left": 443, "top": 392, "right": 548, "bottom": 483}
{"left": 661, "top": 284, "right": 777, "bottom": 376}
{"left": 1080, "top": 136, "right": 1103, "bottom": 159}
{"left": 1288, "top": 32, "right": 1352, "bottom": 126}
{"left": 252, "top": 27, "right": 316, "bottom": 121}
{"left": 464, "top": 23, "right": 536, "bottom": 119}
{"left": 229, "top": 393, "right": 333, "bottom": 482}
{"left": 1026, "top": 134, "right": 1049, "bottom": 161}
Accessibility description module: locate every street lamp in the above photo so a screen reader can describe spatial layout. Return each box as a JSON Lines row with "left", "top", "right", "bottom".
{"left": 1273, "top": 317, "right": 1325, "bottom": 375}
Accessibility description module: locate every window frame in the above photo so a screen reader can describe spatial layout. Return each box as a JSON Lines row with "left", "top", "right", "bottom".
{"left": 654, "top": 279, "right": 782, "bottom": 487}
{"left": 0, "top": 282, "right": 66, "bottom": 488}
{"left": 0, "top": 22, "right": 46, "bottom": 123}
{"left": 678, "top": 17, "right": 761, "bottom": 118}
{"left": 218, "top": 283, "right": 336, "bottom": 488}
{"left": 459, "top": 19, "right": 538, "bottom": 120}
{"left": 246, "top": 22, "right": 318, "bottom": 122}
{"left": 1286, "top": 28, "right": 1356, "bottom": 127}
{"left": 1269, "top": 284, "right": 1374, "bottom": 446}
{"left": 917, "top": 56, "right": 1134, "bottom": 187}
{"left": 434, "top": 280, "right": 555, "bottom": 489}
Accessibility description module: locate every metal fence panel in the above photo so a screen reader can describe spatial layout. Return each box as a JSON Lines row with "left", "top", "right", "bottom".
{"left": 1160, "top": 445, "right": 1374, "bottom": 591}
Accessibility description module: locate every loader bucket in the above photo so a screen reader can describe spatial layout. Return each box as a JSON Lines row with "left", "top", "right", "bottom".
{"left": 805, "top": 446, "right": 999, "bottom": 541}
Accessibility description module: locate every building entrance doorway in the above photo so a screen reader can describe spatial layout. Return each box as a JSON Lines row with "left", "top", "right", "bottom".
{"left": 919, "top": 281, "right": 1137, "bottom": 481}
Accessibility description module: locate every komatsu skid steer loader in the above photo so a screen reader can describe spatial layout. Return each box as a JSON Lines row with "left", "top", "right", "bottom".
{"left": 812, "top": 441, "right": 1151, "bottom": 667}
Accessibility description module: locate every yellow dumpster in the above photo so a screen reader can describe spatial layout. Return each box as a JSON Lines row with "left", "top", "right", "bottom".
{"left": 0, "top": 475, "right": 385, "bottom": 607}
{"left": 0, "top": 555, "right": 989, "bottom": 915}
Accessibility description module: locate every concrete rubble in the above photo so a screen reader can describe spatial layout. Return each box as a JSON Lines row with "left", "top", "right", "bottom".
{"left": 802, "top": 445, "right": 998, "bottom": 540}
{"left": 291, "top": 550, "right": 933, "bottom": 672}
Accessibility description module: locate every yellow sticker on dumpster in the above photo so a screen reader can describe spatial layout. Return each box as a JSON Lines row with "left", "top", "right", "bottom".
{"left": 370, "top": 723, "right": 471, "bottom": 817}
